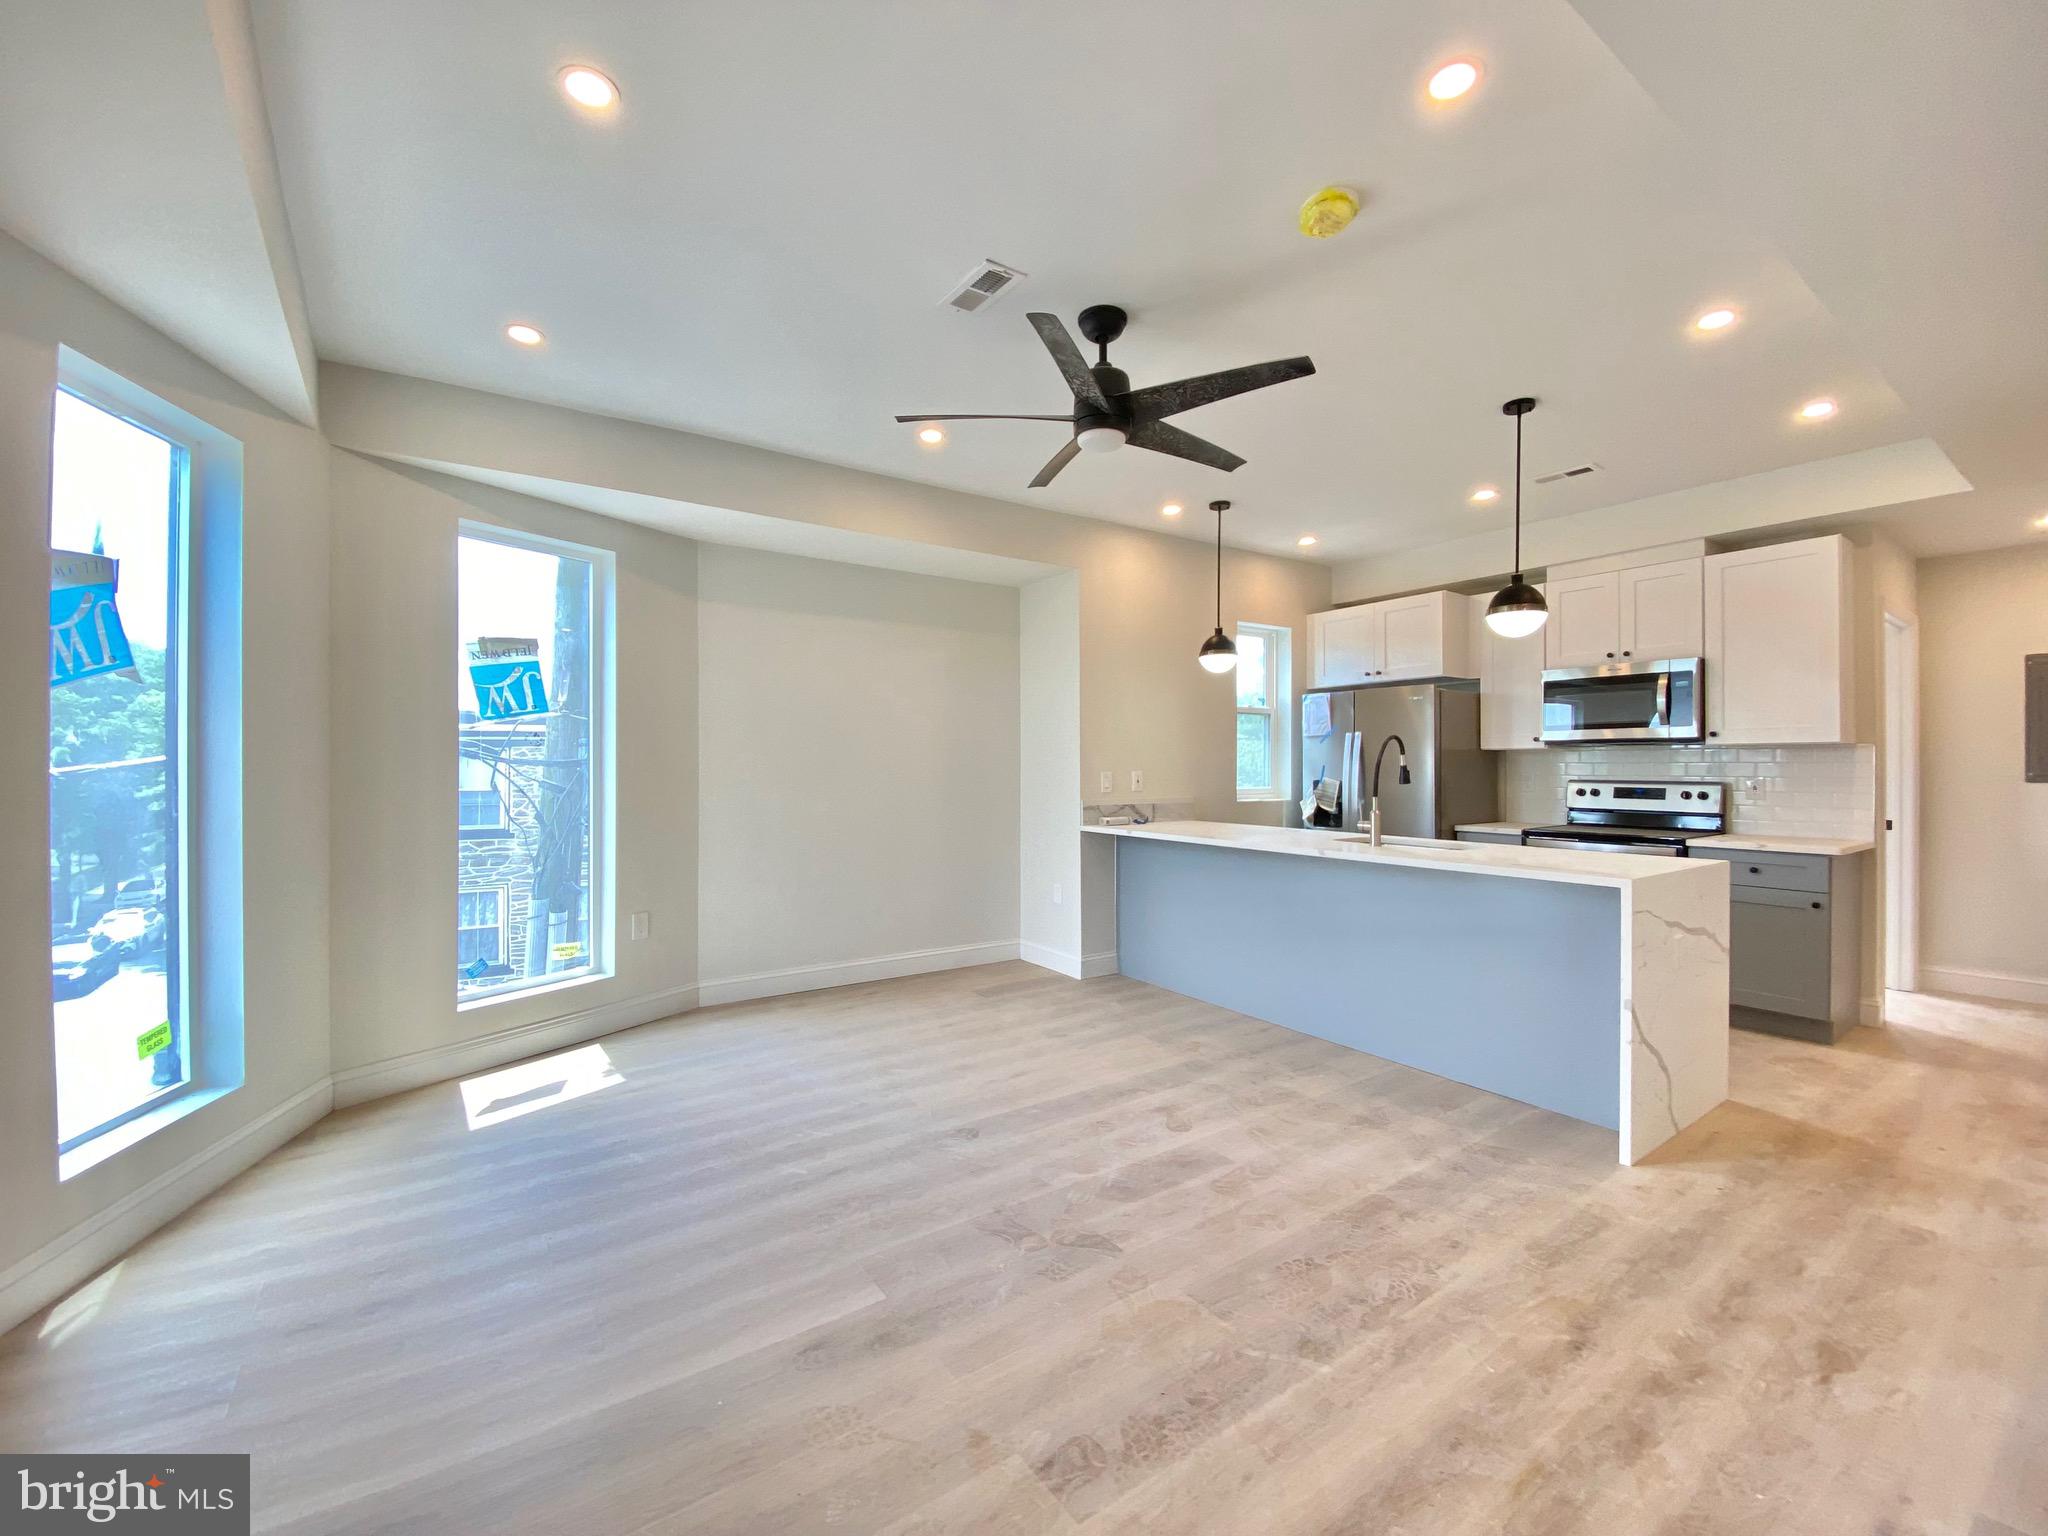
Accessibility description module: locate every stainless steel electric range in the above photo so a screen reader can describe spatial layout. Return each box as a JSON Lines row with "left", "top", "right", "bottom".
{"left": 1520, "top": 778, "right": 1727, "bottom": 857}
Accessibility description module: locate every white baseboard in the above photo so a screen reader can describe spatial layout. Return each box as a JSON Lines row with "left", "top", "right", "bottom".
{"left": 1018, "top": 943, "right": 1120, "bottom": 980}
{"left": 697, "top": 941, "right": 1018, "bottom": 1007}
{"left": 1917, "top": 965, "right": 2048, "bottom": 1008}
{"left": 1860, "top": 994, "right": 1883, "bottom": 1027}
{"left": 331, "top": 982, "right": 701, "bottom": 1108}
{"left": 0, "top": 1077, "right": 332, "bottom": 1338}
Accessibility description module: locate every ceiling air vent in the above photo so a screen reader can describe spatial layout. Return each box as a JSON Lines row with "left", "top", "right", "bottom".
{"left": 940, "top": 259, "right": 1027, "bottom": 314}
{"left": 1533, "top": 461, "right": 1602, "bottom": 486}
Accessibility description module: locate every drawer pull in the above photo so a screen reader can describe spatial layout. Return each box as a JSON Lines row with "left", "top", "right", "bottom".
{"left": 1811, "top": 901, "right": 1823, "bottom": 910}
{"left": 1749, "top": 866, "right": 1761, "bottom": 874}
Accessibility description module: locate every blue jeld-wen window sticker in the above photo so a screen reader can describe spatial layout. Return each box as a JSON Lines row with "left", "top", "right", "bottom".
{"left": 467, "top": 635, "right": 549, "bottom": 720}
{"left": 49, "top": 550, "right": 138, "bottom": 688}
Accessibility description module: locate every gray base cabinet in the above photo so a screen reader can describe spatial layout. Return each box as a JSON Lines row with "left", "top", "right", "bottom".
{"left": 1695, "top": 848, "right": 1863, "bottom": 1042}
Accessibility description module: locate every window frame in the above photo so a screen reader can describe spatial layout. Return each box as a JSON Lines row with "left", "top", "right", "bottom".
{"left": 48, "top": 379, "right": 195, "bottom": 1155}
{"left": 454, "top": 522, "right": 615, "bottom": 1009}
{"left": 1234, "top": 622, "right": 1290, "bottom": 803}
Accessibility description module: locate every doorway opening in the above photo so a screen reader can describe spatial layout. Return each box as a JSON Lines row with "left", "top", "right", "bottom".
{"left": 1882, "top": 612, "right": 1920, "bottom": 995}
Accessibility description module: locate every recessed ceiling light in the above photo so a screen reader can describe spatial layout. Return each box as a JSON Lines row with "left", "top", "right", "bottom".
{"left": 1797, "top": 397, "right": 1838, "bottom": 422}
{"left": 1160, "top": 502, "right": 1183, "bottom": 518}
{"left": 504, "top": 323, "right": 544, "bottom": 347}
{"left": 559, "top": 66, "right": 619, "bottom": 111}
{"left": 1427, "top": 59, "right": 1481, "bottom": 102}
{"left": 1469, "top": 485, "right": 1500, "bottom": 503}
{"left": 2033, "top": 513, "right": 2048, "bottom": 530}
{"left": 916, "top": 425, "right": 945, "bottom": 445}
{"left": 1297, "top": 535, "right": 1318, "bottom": 548}
{"left": 1694, "top": 307, "right": 1739, "bottom": 333}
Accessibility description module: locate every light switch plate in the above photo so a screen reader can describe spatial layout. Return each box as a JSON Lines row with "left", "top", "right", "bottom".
{"left": 1099, "top": 771, "right": 1113, "bottom": 795}
{"left": 630, "top": 911, "right": 650, "bottom": 941}
{"left": 1129, "top": 769, "right": 1144, "bottom": 792}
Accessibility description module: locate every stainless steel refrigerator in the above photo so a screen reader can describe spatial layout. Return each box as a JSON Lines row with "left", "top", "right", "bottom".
{"left": 1300, "top": 682, "right": 1497, "bottom": 839}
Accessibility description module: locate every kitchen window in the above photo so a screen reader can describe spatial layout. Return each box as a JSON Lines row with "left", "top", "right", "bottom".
{"left": 1235, "top": 622, "right": 1289, "bottom": 801}
{"left": 456, "top": 527, "right": 612, "bottom": 1003}
{"left": 48, "top": 386, "right": 188, "bottom": 1150}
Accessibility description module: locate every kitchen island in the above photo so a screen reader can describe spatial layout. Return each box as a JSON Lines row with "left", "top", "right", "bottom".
{"left": 1082, "top": 820, "right": 1729, "bottom": 1164}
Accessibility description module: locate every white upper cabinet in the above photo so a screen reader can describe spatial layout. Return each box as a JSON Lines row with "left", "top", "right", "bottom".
{"left": 1309, "top": 590, "right": 1469, "bottom": 688}
{"left": 1310, "top": 606, "right": 1382, "bottom": 687}
{"left": 1470, "top": 590, "right": 1548, "bottom": 750}
{"left": 1704, "top": 534, "right": 1852, "bottom": 744}
{"left": 1543, "top": 572, "right": 1626, "bottom": 668}
{"left": 1544, "top": 557, "right": 1704, "bottom": 668}
{"left": 1619, "top": 558, "right": 1704, "bottom": 659}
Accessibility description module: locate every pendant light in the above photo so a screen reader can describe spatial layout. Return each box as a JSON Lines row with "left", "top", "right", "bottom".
{"left": 1197, "top": 499, "right": 1238, "bottom": 673}
{"left": 1485, "top": 396, "right": 1549, "bottom": 638}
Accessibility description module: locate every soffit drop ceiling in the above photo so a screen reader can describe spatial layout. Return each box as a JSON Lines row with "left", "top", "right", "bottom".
{"left": 248, "top": 0, "right": 1936, "bottom": 560}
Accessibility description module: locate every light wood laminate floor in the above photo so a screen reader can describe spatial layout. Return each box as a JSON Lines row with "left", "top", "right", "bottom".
{"left": 4, "top": 964, "right": 2045, "bottom": 1535}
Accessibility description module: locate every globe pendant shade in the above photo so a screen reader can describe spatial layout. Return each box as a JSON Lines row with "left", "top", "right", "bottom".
{"left": 1484, "top": 577, "right": 1549, "bottom": 638}
{"left": 1197, "top": 627, "right": 1238, "bottom": 672}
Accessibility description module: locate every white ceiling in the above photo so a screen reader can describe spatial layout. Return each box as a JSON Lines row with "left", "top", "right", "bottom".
{"left": 244, "top": 0, "right": 1946, "bottom": 560}
{"left": 3, "top": 1, "right": 2039, "bottom": 564}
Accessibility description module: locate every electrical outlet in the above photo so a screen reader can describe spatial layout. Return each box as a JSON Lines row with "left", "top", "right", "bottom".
{"left": 1099, "top": 771, "right": 1113, "bottom": 795}
{"left": 630, "top": 911, "right": 650, "bottom": 941}
{"left": 1051, "top": 883, "right": 1063, "bottom": 906}
{"left": 1130, "top": 769, "right": 1143, "bottom": 792}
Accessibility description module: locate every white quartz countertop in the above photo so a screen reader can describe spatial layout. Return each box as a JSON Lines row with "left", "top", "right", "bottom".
{"left": 1691, "top": 833, "right": 1875, "bottom": 856}
{"left": 1083, "top": 820, "right": 1726, "bottom": 893}
{"left": 1452, "top": 822, "right": 1873, "bottom": 857}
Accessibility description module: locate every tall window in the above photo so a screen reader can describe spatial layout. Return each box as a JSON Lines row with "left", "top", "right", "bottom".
{"left": 49, "top": 388, "right": 186, "bottom": 1148}
{"left": 457, "top": 529, "right": 607, "bottom": 1001}
{"left": 1235, "top": 622, "right": 1288, "bottom": 801}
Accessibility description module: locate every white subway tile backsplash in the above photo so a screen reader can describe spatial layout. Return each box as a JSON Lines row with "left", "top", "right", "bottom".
{"left": 1500, "top": 742, "right": 1875, "bottom": 838}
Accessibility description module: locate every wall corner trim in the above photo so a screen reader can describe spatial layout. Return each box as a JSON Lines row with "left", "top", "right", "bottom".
{"left": 1019, "top": 943, "right": 1120, "bottom": 980}
{"left": 330, "top": 983, "right": 702, "bottom": 1109}
{"left": 696, "top": 942, "right": 1019, "bottom": 1007}
{"left": 1916, "top": 966, "right": 2048, "bottom": 1008}
{"left": 0, "top": 1076, "right": 333, "bottom": 1338}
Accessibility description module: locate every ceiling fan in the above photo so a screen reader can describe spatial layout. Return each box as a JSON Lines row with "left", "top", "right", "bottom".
{"left": 895, "top": 305, "right": 1316, "bottom": 488}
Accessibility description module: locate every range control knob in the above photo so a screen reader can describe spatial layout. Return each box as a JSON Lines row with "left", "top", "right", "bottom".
{"left": 1589, "top": 787, "right": 1602, "bottom": 796}
{"left": 1679, "top": 790, "right": 1693, "bottom": 800}
{"left": 1574, "top": 788, "right": 1587, "bottom": 797}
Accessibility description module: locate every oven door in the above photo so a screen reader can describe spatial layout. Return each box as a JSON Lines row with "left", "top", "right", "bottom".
{"left": 1541, "top": 658, "right": 1702, "bottom": 743}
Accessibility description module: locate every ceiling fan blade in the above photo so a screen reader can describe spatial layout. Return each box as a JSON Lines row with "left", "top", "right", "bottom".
{"left": 1028, "top": 437, "right": 1081, "bottom": 488}
{"left": 1126, "top": 418, "right": 1246, "bottom": 473}
{"left": 1026, "top": 313, "right": 1110, "bottom": 412}
{"left": 1126, "top": 356, "right": 1316, "bottom": 420}
{"left": 893, "top": 413, "right": 1075, "bottom": 422}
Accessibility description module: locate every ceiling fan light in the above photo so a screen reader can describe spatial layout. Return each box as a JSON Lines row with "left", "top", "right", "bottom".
{"left": 1198, "top": 628, "right": 1239, "bottom": 673}
{"left": 1484, "top": 578, "right": 1549, "bottom": 638}
{"left": 1076, "top": 425, "right": 1127, "bottom": 454}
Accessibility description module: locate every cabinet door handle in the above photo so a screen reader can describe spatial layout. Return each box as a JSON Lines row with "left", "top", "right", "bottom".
{"left": 1622, "top": 649, "right": 1632, "bottom": 657}
{"left": 1605, "top": 651, "right": 1615, "bottom": 658}
{"left": 1708, "top": 730, "right": 1719, "bottom": 738}
{"left": 1749, "top": 866, "right": 1761, "bottom": 874}
{"left": 1810, "top": 901, "right": 1823, "bottom": 910}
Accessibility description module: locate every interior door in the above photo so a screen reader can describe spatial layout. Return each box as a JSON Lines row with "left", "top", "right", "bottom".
{"left": 1377, "top": 593, "right": 1442, "bottom": 679}
{"left": 1620, "top": 558, "right": 1704, "bottom": 660}
{"left": 1543, "top": 573, "right": 1622, "bottom": 667}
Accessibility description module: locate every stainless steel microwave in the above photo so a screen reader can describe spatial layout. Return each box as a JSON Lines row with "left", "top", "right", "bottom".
{"left": 1541, "top": 657, "right": 1704, "bottom": 743}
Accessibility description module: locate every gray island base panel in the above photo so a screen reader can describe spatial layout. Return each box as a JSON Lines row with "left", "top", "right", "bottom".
{"left": 1083, "top": 822, "right": 1730, "bottom": 1165}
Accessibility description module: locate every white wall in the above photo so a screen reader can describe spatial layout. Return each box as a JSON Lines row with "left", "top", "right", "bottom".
{"left": 1917, "top": 542, "right": 2048, "bottom": 1005}
{"left": 326, "top": 455, "right": 700, "bottom": 1095}
{"left": 0, "top": 233, "right": 331, "bottom": 1327}
{"left": 695, "top": 545, "right": 1019, "bottom": 999}
{"left": 317, "top": 364, "right": 1333, "bottom": 969}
